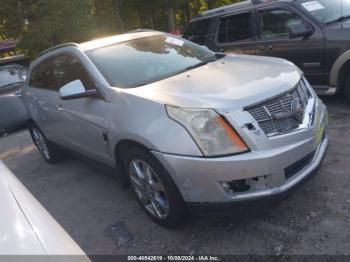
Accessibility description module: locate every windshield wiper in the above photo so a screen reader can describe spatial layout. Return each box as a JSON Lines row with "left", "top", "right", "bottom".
{"left": 0, "top": 82, "right": 22, "bottom": 89}
{"left": 185, "top": 55, "right": 222, "bottom": 71}
{"left": 326, "top": 15, "right": 350, "bottom": 24}
{"left": 185, "top": 61, "right": 209, "bottom": 71}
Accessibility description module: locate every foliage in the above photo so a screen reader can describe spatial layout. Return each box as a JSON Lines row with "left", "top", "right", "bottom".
{"left": 0, "top": 0, "right": 240, "bottom": 58}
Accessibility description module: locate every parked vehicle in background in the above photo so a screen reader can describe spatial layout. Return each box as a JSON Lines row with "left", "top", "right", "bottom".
{"left": 0, "top": 64, "right": 29, "bottom": 136}
{"left": 23, "top": 31, "right": 328, "bottom": 227}
{"left": 184, "top": 0, "right": 350, "bottom": 99}
{"left": 0, "top": 161, "right": 89, "bottom": 260}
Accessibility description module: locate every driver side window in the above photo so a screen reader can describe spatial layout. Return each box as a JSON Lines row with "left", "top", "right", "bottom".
{"left": 259, "top": 8, "right": 305, "bottom": 39}
{"left": 53, "top": 54, "right": 95, "bottom": 91}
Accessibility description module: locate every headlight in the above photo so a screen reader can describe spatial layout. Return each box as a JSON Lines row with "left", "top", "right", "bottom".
{"left": 166, "top": 105, "right": 249, "bottom": 156}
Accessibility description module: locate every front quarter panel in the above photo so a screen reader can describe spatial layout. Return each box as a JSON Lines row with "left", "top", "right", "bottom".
{"left": 105, "top": 88, "right": 202, "bottom": 157}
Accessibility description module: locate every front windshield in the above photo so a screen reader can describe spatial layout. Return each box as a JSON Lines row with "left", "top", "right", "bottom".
{"left": 296, "top": 0, "right": 350, "bottom": 23}
{"left": 86, "top": 35, "right": 217, "bottom": 88}
{"left": 0, "top": 65, "right": 27, "bottom": 88}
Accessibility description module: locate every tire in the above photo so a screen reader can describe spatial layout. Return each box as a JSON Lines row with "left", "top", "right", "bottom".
{"left": 343, "top": 74, "right": 350, "bottom": 101}
{"left": 124, "top": 146, "right": 187, "bottom": 228}
{"left": 28, "top": 123, "right": 64, "bottom": 164}
{"left": 0, "top": 126, "right": 6, "bottom": 137}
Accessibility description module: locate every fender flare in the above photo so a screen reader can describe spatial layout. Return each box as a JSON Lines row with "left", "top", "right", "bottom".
{"left": 330, "top": 49, "right": 350, "bottom": 87}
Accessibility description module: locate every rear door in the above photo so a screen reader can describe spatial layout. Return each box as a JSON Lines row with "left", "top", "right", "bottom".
{"left": 211, "top": 10, "right": 257, "bottom": 55}
{"left": 255, "top": 4, "right": 325, "bottom": 85}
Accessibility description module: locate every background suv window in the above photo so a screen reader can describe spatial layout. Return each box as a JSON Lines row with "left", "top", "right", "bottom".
{"left": 217, "top": 12, "right": 254, "bottom": 43}
{"left": 184, "top": 19, "right": 211, "bottom": 45}
{"left": 259, "top": 9, "right": 304, "bottom": 39}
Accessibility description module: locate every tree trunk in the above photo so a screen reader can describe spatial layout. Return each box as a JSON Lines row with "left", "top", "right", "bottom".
{"left": 166, "top": 0, "right": 176, "bottom": 32}
{"left": 184, "top": 0, "right": 191, "bottom": 24}
{"left": 114, "top": 0, "right": 124, "bottom": 32}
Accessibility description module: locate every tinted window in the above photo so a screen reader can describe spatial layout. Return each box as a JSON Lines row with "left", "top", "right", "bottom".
{"left": 86, "top": 35, "right": 217, "bottom": 88}
{"left": 30, "top": 54, "right": 94, "bottom": 91}
{"left": 52, "top": 54, "right": 94, "bottom": 90}
{"left": 184, "top": 19, "right": 211, "bottom": 45}
{"left": 218, "top": 12, "right": 254, "bottom": 43}
{"left": 29, "top": 57, "right": 57, "bottom": 91}
{"left": 259, "top": 9, "right": 305, "bottom": 39}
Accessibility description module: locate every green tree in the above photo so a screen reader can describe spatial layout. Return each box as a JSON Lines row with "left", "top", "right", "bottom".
{"left": 0, "top": 0, "right": 242, "bottom": 58}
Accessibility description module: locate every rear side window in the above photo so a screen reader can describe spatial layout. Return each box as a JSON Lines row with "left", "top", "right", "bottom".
{"left": 184, "top": 19, "right": 211, "bottom": 45}
{"left": 217, "top": 12, "right": 254, "bottom": 43}
{"left": 259, "top": 9, "right": 305, "bottom": 39}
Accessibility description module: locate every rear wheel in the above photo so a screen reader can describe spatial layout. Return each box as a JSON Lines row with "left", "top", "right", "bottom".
{"left": 29, "top": 123, "right": 64, "bottom": 164}
{"left": 124, "top": 146, "right": 187, "bottom": 227}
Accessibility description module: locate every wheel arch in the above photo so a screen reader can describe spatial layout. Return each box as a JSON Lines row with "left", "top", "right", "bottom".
{"left": 330, "top": 50, "right": 350, "bottom": 89}
{"left": 114, "top": 139, "right": 151, "bottom": 165}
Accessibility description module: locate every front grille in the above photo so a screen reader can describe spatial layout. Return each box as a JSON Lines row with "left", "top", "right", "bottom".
{"left": 285, "top": 150, "right": 316, "bottom": 180}
{"left": 246, "top": 80, "right": 309, "bottom": 136}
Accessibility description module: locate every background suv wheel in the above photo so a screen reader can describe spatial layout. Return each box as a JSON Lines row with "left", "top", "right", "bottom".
{"left": 29, "top": 123, "right": 64, "bottom": 164}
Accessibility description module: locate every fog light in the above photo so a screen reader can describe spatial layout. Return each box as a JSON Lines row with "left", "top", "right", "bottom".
{"left": 221, "top": 179, "right": 250, "bottom": 194}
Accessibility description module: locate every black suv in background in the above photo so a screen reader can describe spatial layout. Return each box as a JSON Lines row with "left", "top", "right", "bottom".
{"left": 184, "top": 0, "right": 350, "bottom": 100}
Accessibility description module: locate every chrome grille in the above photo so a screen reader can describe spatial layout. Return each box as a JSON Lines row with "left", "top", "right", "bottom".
{"left": 246, "top": 81, "right": 309, "bottom": 136}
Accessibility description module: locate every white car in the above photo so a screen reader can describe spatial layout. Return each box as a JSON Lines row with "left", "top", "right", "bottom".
{"left": 0, "top": 161, "right": 89, "bottom": 261}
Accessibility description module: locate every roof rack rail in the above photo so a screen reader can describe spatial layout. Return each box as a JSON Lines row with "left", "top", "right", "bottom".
{"left": 200, "top": 0, "right": 253, "bottom": 16}
{"left": 38, "top": 42, "right": 79, "bottom": 57}
{"left": 198, "top": 0, "right": 277, "bottom": 18}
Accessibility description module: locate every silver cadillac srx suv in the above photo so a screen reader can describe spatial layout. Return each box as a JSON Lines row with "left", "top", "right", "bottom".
{"left": 23, "top": 31, "right": 329, "bottom": 227}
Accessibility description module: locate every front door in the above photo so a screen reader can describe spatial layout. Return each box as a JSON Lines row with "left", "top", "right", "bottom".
{"left": 255, "top": 4, "right": 325, "bottom": 85}
{"left": 50, "top": 53, "right": 112, "bottom": 165}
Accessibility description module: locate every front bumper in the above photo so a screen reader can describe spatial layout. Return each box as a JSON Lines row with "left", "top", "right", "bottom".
{"left": 187, "top": 132, "right": 328, "bottom": 216}
{"left": 152, "top": 99, "right": 329, "bottom": 209}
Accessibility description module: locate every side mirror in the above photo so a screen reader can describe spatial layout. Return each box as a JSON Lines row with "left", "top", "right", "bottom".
{"left": 59, "top": 80, "right": 98, "bottom": 100}
{"left": 289, "top": 24, "right": 313, "bottom": 39}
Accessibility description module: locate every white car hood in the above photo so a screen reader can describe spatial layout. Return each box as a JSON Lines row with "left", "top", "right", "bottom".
{"left": 0, "top": 161, "right": 88, "bottom": 260}
{"left": 123, "top": 54, "right": 302, "bottom": 110}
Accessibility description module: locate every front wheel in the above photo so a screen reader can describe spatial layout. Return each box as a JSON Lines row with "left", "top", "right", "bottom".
{"left": 124, "top": 147, "right": 187, "bottom": 228}
{"left": 29, "top": 124, "right": 64, "bottom": 164}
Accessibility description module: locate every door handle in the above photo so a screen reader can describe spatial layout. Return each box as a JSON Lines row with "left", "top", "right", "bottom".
{"left": 259, "top": 45, "right": 266, "bottom": 51}
{"left": 267, "top": 45, "right": 273, "bottom": 50}
{"left": 56, "top": 105, "right": 64, "bottom": 111}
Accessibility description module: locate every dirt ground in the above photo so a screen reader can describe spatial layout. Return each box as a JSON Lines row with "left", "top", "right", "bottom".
{"left": 0, "top": 96, "right": 349, "bottom": 255}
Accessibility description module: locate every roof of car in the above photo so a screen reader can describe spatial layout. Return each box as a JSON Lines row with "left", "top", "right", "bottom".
{"left": 38, "top": 30, "right": 164, "bottom": 57}
{"left": 194, "top": 0, "right": 294, "bottom": 19}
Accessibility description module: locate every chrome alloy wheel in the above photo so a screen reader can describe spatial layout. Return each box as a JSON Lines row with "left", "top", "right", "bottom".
{"left": 32, "top": 127, "right": 50, "bottom": 160}
{"left": 128, "top": 159, "right": 170, "bottom": 219}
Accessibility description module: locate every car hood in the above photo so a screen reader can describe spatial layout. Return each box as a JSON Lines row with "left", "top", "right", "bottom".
{"left": 122, "top": 54, "right": 302, "bottom": 110}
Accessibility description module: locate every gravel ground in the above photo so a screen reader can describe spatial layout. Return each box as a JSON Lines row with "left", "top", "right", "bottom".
{"left": 0, "top": 96, "right": 349, "bottom": 256}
